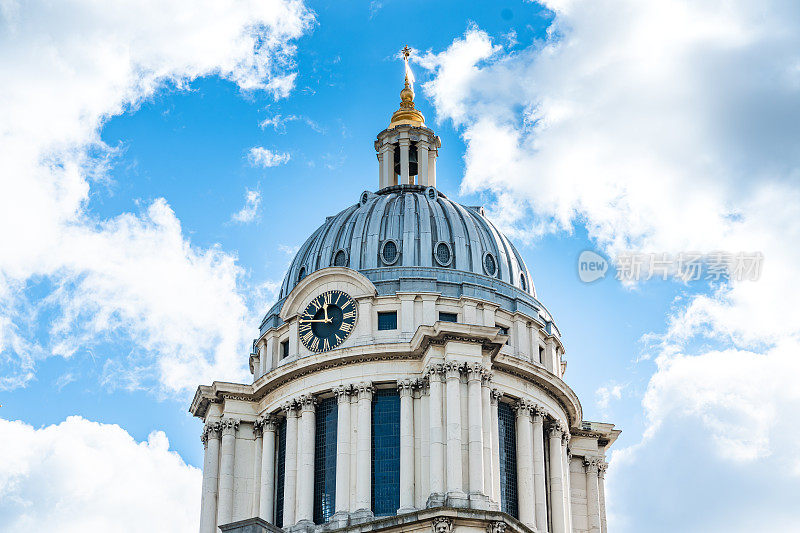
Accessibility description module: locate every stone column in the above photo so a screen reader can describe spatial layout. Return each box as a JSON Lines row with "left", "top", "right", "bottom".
{"left": 398, "top": 137, "right": 411, "bottom": 185}
{"left": 585, "top": 457, "right": 602, "bottom": 533}
{"left": 532, "top": 407, "right": 549, "bottom": 533}
{"left": 355, "top": 382, "right": 374, "bottom": 514}
{"left": 381, "top": 144, "right": 395, "bottom": 188}
{"left": 599, "top": 462, "right": 608, "bottom": 533}
{"left": 283, "top": 402, "right": 299, "bottom": 526}
{"left": 444, "top": 360, "right": 465, "bottom": 500}
{"left": 548, "top": 423, "right": 567, "bottom": 533}
{"left": 260, "top": 417, "right": 277, "bottom": 523}
{"left": 514, "top": 401, "right": 535, "bottom": 528}
{"left": 199, "top": 422, "right": 220, "bottom": 533}
{"left": 419, "top": 379, "right": 431, "bottom": 505}
{"left": 417, "top": 140, "right": 429, "bottom": 186}
{"left": 334, "top": 386, "right": 352, "bottom": 517}
{"left": 216, "top": 418, "right": 239, "bottom": 526}
{"left": 377, "top": 149, "right": 386, "bottom": 189}
{"left": 297, "top": 395, "right": 317, "bottom": 524}
{"left": 428, "top": 148, "right": 437, "bottom": 188}
{"left": 252, "top": 419, "right": 264, "bottom": 517}
{"left": 466, "top": 363, "right": 485, "bottom": 504}
{"left": 427, "top": 365, "right": 445, "bottom": 504}
{"left": 490, "top": 389, "right": 502, "bottom": 504}
{"left": 481, "top": 372, "right": 494, "bottom": 502}
{"left": 398, "top": 379, "right": 415, "bottom": 512}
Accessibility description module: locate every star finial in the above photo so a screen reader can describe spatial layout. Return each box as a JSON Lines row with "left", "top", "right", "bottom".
{"left": 401, "top": 45, "right": 411, "bottom": 61}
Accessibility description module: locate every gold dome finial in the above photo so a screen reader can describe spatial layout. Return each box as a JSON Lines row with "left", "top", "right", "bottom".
{"left": 390, "top": 45, "right": 425, "bottom": 128}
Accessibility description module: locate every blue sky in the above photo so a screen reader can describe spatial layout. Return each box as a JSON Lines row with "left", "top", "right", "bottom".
{"left": 2, "top": 1, "right": 800, "bottom": 531}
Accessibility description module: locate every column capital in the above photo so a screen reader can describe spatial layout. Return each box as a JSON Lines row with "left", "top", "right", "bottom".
{"left": 398, "top": 378, "right": 415, "bottom": 396}
{"left": 356, "top": 381, "right": 374, "bottom": 399}
{"left": 333, "top": 384, "right": 353, "bottom": 403}
{"left": 261, "top": 415, "right": 278, "bottom": 432}
{"left": 490, "top": 388, "right": 503, "bottom": 404}
{"left": 547, "top": 420, "right": 567, "bottom": 440}
{"left": 201, "top": 421, "right": 220, "bottom": 445}
{"left": 298, "top": 394, "right": 317, "bottom": 411}
{"left": 598, "top": 460, "right": 609, "bottom": 478}
{"left": 397, "top": 137, "right": 412, "bottom": 147}
{"left": 443, "top": 359, "right": 463, "bottom": 379}
{"left": 282, "top": 399, "right": 299, "bottom": 415}
{"left": 531, "top": 405, "right": 547, "bottom": 422}
{"left": 481, "top": 369, "right": 493, "bottom": 385}
{"left": 253, "top": 418, "right": 265, "bottom": 437}
{"left": 513, "top": 398, "right": 533, "bottom": 416}
{"left": 425, "top": 363, "right": 444, "bottom": 380}
{"left": 431, "top": 517, "right": 453, "bottom": 533}
{"left": 219, "top": 417, "right": 239, "bottom": 436}
{"left": 584, "top": 456, "right": 602, "bottom": 474}
{"left": 465, "top": 362, "right": 484, "bottom": 381}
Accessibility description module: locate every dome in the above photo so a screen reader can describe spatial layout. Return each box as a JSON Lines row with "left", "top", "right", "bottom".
{"left": 278, "top": 184, "right": 535, "bottom": 300}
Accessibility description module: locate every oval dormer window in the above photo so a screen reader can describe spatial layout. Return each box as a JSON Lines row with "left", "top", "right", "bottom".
{"left": 381, "top": 240, "right": 399, "bottom": 265}
{"left": 434, "top": 241, "right": 452, "bottom": 267}
{"left": 333, "top": 249, "right": 348, "bottom": 267}
{"left": 483, "top": 252, "right": 497, "bottom": 277}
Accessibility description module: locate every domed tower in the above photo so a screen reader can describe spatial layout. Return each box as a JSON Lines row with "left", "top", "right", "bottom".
{"left": 190, "top": 49, "right": 620, "bottom": 533}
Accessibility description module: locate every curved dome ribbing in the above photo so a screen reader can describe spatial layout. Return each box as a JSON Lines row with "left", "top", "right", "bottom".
{"left": 279, "top": 184, "right": 534, "bottom": 299}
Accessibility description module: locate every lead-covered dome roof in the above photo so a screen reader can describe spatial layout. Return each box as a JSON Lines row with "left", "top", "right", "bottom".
{"left": 278, "top": 184, "right": 535, "bottom": 299}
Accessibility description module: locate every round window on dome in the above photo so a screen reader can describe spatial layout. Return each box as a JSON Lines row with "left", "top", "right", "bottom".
{"left": 333, "top": 249, "right": 348, "bottom": 267}
{"left": 297, "top": 266, "right": 307, "bottom": 283}
{"left": 433, "top": 241, "right": 452, "bottom": 267}
{"left": 381, "top": 240, "right": 399, "bottom": 265}
{"left": 483, "top": 252, "right": 497, "bottom": 276}
{"left": 360, "top": 191, "right": 370, "bottom": 206}
{"left": 426, "top": 187, "right": 438, "bottom": 201}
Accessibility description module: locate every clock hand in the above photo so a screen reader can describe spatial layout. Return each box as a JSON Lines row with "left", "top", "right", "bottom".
{"left": 299, "top": 318, "right": 331, "bottom": 323}
{"left": 323, "top": 303, "right": 329, "bottom": 322}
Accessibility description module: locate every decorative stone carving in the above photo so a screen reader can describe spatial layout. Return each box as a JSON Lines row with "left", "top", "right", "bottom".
{"left": 598, "top": 460, "right": 609, "bottom": 478}
{"left": 584, "top": 456, "right": 602, "bottom": 473}
{"left": 252, "top": 417, "right": 264, "bottom": 437}
{"left": 219, "top": 417, "right": 239, "bottom": 436}
{"left": 356, "top": 381, "right": 374, "bottom": 399}
{"left": 333, "top": 384, "right": 352, "bottom": 402}
{"left": 398, "top": 378, "right": 414, "bottom": 396}
{"left": 532, "top": 404, "right": 548, "bottom": 421}
{"left": 425, "top": 363, "right": 444, "bottom": 381}
{"left": 200, "top": 421, "right": 219, "bottom": 445}
{"left": 486, "top": 521, "right": 506, "bottom": 533}
{"left": 465, "top": 362, "right": 484, "bottom": 381}
{"left": 298, "top": 394, "right": 317, "bottom": 411}
{"left": 481, "top": 368, "right": 494, "bottom": 385}
{"left": 513, "top": 398, "right": 533, "bottom": 414}
{"left": 282, "top": 399, "right": 298, "bottom": 414}
{"left": 431, "top": 517, "right": 453, "bottom": 533}
{"left": 490, "top": 388, "right": 503, "bottom": 404}
{"left": 443, "top": 359, "right": 463, "bottom": 379}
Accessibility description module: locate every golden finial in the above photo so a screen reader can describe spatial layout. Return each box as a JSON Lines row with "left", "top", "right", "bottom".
{"left": 389, "top": 45, "right": 425, "bottom": 128}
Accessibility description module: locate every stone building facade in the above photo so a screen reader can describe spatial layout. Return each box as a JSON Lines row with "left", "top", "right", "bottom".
{"left": 190, "top": 62, "right": 619, "bottom": 533}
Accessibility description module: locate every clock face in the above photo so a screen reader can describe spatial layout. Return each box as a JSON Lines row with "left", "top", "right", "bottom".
{"left": 299, "top": 290, "right": 357, "bottom": 353}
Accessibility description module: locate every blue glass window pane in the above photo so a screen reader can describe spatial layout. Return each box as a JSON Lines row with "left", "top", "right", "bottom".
{"left": 498, "top": 402, "right": 519, "bottom": 518}
{"left": 371, "top": 389, "right": 400, "bottom": 516}
{"left": 281, "top": 340, "right": 289, "bottom": 359}
{"left": 378, "top": 311, "right": 397, "bottom": 331}
{"left": 439, "top": 312, "right": 458, "bottom": 323}
{"left": 276, "top": 417, "right": 287, "bottom": 527}
{"left": 314, "top": 397, "right": 338, "bottom": 524}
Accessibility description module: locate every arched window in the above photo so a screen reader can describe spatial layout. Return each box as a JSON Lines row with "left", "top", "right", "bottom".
{"left": 498, "top": 401, "right": 519, "bottom": 517}
{"left": 372, "top": 389, "right": 400, "bottom": 516}
{"left": 314, "top": 397, "right": 338, "bottom": 524}
{"left": 333, "top": 249, "right": 348, "bottom": 267}
{"left": 298, "top": 266, "right": 307, "bottom": 283}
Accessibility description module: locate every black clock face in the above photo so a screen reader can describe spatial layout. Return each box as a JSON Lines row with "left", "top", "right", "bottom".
{"left": 299, "top": 290, "right": 357, "bottom": 353}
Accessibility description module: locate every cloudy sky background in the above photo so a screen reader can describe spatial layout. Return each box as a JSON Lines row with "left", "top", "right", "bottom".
{"left": 1, "top": 0, "right": 799, "bottom": 531}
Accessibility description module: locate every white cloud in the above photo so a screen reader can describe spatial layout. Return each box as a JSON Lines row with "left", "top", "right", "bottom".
{"left": 248, "top": 146, "right": 292, "bottom": 167}
{"left": 595, "top": 383, "right": 624, "bottom": 412}
{"left": 231, "top": 188, "right": 262, "bottom": 224}
{"left": 0, "top": 0, "right": 313, "bottom": 393}
{"left": 0, "top": 416, "right": 200, "bottom": 532}
{"left": 420, "top": 2, "right": 800, "bottom": 530}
